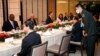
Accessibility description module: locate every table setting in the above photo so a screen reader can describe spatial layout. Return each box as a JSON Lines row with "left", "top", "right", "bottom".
{"left": 0, "top": 20, "right": 73, "bottom": 56}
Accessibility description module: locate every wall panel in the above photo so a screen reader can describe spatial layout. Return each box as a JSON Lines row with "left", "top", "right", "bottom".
{"left": 38, "top": 0, "right": 43, "bottom": 24}
{"left": 27, "top": 0, "right": 32, "bottom": 18}
{"left": 0, "top": 0, "right": 3, "bottom": 30}
{"left": 22, "top": 0, "right": 47, "bottom": 24}
{"left": 33, "top": 0, "right": 38, "bottom": 18}
{"left": 47, "top": 0, "right": 56, "bottom": 20}
{"left": 8, "top": 0, "right": 21, "bottom": 26}
{"left": 22, "top": 0, "right": 27, "bottom": 21}
{"left": 43, "top": 0, "right": 47, "bottom": 22}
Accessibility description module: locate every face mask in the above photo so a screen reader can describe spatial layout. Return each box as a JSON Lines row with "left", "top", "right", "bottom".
{"left": 76, "top": 9, "right": 80, "bottom": 14}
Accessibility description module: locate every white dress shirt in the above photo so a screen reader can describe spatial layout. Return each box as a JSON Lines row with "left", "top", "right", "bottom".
{"left": 9, "top": 20, "right": 14, "bottom": 28}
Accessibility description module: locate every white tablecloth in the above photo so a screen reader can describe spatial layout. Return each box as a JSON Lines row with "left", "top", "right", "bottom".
{"left": 0, "top": 29, "right": 66, "bottom": 56}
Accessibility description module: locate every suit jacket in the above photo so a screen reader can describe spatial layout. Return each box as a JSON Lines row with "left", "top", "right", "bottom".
{"left": 2, "top": 20, "right": 19, "bottom": 32}
{"left": 71, "top": 22, "right": 83, "bottom": 42}
{"left": 69, "top": 15, "right": 74, "bottom": 20}
{"left": 19, "top": 31, "right": 41, "bottom": 56}
{"left": 64, "top": 16, "right": 68, "bottom": 21}
{"left": 46, "top": 16, "right": 53, "bottom": 24}
{"left": 81, "top": 10, "right": 97, "bottom": 37}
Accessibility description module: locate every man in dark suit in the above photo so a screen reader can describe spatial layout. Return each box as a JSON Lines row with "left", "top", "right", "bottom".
{"left": 69, "top": 16, "right": 83, "bottom": 53}
{"left": 2, "top": 14, "right": 19, "bottom": 32}
{"left": 46, "top": 11, "right": 53, "bottom": 24}
{"left": 69, "top": 12, "right": 74, "bottom": 20}
{"left": 71, "top": 16, "right": 83, "bottom": 42}
{"left": 18, "top": 20, "right": 41, "bottom": 56}
{"left": 64, "top": 12, "right": 68, "bottom": 21}
{"left": 75, "top": 4, "right": 97, "bottom": 56}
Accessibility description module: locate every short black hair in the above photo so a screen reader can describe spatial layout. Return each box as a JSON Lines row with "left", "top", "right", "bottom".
{"left": 24, "top": 20, "right": 30, "bottom": 27}
{"left": 24, "top": 20, "right": 33, "bottom": 29}
{"left": 75, "top": 3, "right": 84, "bottom": 9}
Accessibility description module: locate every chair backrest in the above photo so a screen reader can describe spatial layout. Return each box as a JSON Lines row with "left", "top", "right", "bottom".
{"left": 59, "top": 35, "right": 71, "bottom": 53}
{"left": 31, "top": 41, "right": 48, "bottom": 56}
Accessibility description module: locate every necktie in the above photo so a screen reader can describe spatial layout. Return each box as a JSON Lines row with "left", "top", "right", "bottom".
{"left": 12, "top": 21, "right": 15, "bottom": 28}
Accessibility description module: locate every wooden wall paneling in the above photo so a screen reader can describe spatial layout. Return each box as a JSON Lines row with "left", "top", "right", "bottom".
{"left": 43, "top": 0, "right": 47, "bottom": 24}
{"left": 47, "top": 0, "right": 56, "bottom": 20}
{"left": 33, "top": 0, "right": 38, "bottom": 23}
{"left": 69, "top": 0, "right": 78, "bottom": 15}
{"left": 26, "top": 0, "right": 32, "bottom": 19}
{"left": 0, "top": 0, "right": 3, "bottom": 30}
{"left": 56, "top": 0, "right": 69, "bottom": 18}
{"left": 38, "top": 0, "right": 43, "bottom": 24}
{"left": 8, "top": 0, "right": 21, "bottom": 26}
{"left": 22, "top": 0, "right": 27, "bottom": 21}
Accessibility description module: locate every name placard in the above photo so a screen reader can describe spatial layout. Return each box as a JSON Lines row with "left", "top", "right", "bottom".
{"left": 5, "top": 37, "right": 14, "bottom": 43}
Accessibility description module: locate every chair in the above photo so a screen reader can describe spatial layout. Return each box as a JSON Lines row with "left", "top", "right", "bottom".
{"left": 70, "top": 41, "right": 83, "bottom": 56}
{"left": 96, "top": 33, "right": 100, "bottom": 46}
{"left": 47, "top": 35, "right": 71, "bottom": 56}
{"left": 31, "top": 41, "right": 48, "bottom": 56}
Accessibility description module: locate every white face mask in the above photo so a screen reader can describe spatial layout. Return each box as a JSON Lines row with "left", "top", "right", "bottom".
{"left": 76, "top": 7, "right": 82, "bottom": 14}
{"left": 76, "top": 9, "right": 80, "bottom": 14}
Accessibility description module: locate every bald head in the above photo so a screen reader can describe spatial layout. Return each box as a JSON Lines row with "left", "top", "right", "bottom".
{"left": 29, "top": 13, "right": 34, "bottom": 19}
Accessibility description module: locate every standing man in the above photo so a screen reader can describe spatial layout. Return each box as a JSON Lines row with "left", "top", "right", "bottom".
{"left": 75, "top": 4, "right": 97, "bottom": 56}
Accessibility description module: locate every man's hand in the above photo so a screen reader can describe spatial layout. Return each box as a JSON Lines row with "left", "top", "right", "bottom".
{"left": 83, "top": 30, "right": 87, "bottom": 37}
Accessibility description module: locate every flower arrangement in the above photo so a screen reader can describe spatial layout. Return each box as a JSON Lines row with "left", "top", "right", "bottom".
{"left": 10, "top": 32, "right": 26, "bottom": 39}
{"left": 53, "top": 23, "right": 60, "bottom": 29}
{"left": 0, "top": 33, "right": 10, "bottom": 42}
{"left": 10, "top": 33, "right": 20, "bottom": 39}
{"left": 35, "top": 27, "right": 47, "bottom": 32}
{"left": 46, "top": 23, "right": 54, "bottom": 28}
{"left": 47, "top": 22, "right": 60, "bottom": 29}
{"left": 35, "top": 21, "right": 73, "bottom": 32}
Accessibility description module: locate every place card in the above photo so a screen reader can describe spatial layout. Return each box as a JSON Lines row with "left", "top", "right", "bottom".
{"left": 5, "top": 37, "right": 14, "bottom": 43}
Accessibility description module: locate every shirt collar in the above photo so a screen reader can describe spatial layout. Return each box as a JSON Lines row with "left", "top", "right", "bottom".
{"left": 26, "top": 30, "right": 33, "bottom": 36}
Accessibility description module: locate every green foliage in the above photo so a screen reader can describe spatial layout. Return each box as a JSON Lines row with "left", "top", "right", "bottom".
{"left": 10, "top": 32, "right": 26, "bottom": 39}
{"left": 35, "top": 27, "right": 47, "bottom": 32}
{"left": 53, "top": 24, "right": 60, "bottom": 29}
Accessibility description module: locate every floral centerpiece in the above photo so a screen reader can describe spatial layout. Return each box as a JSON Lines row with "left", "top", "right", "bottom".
{"left": 10, "top": 33, "right": 20, "bottom": 39}
{"left": 53, "top": 23, "right": 60, "bottom": 29}
{"left": 0, "top": 33, "right": 10, "bottom": 42}
{"left": 59, "top": 21, "right": 73, "bottom": 28}
{"left": 35, "top": 27, "right": 47, "bottom": 32}
{"left": 47, "top": 22, "right": 60, "bottom": 29}
{"left": 10, "top": 31, "right": 26, "bottom": 39}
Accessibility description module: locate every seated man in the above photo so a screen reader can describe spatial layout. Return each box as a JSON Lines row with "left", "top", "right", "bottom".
{"left": 46, "top": 11, "right": 53, "bottom": 24}
{"left": 2, "top": 14, "right": 19, "bottom": 32}
{"left": 68, "top": 16, "right": 83, "bottom": 53}
{"left": 27, "top": 14, "right": 37, "bottom": 29}
{"left": 18, "top": 20, "right": 41, "bottom": 56}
